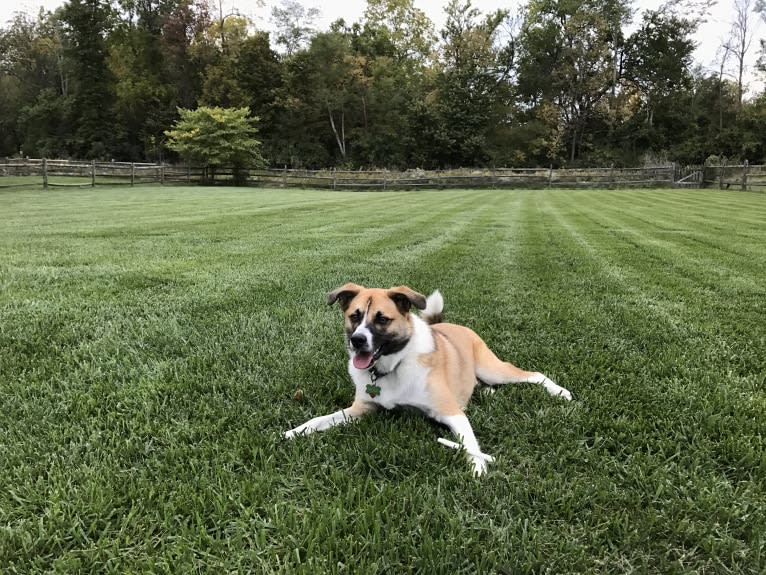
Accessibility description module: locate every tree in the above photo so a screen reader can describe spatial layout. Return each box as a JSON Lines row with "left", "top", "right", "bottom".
{"left": 736, "top": 92, "right": 766, "bottom": 160}
{"left": 161, "top": 0, "right": 213, "bottom": 110}
{"left": 516, "top": 0, "right": 631, "bottom": 163}
{"left": 362, "top": 0, "right": 435, "bottom": 63}
{"left": 721, "top": 0, "right": 755, "bottom": 109}
{"left": 304, "top": 31, "right": 361, "bottom": 161}
{"left": 754, "top": 0, "right": 766, "bottom": 80}
{"left": 270, "top": 0, "right": 320, "bottom": 56}
{"left": 624, "top": 10, "right": 696, "bottom": 126}
{"left": 235, "top": 32, "right": 283, "bottom": 160}
{"left": 0, "top": 10, "right": 71, "bottom": 157}
{"left": 164, "top": 106, "right": 266, "bottom": 182}
{"left": 661, "top": 71, "right": 740, "bottom": 164}
{"left": 0, "top": 73, "right": 23, "bottom": 156}
{"left": 420, "top": 0, "right": 515, "bottom": 168}
{"left": 60, "top": 0, "right": 116, "bottom": 158}
{"left": 198, "top": 14, "right": 251, "bottom": 107}
{"left": 109, "top": 0, "right": 187, "bottom": 161}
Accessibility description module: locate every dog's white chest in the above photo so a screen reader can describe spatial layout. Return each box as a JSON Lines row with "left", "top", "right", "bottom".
{"left": 347, "top": 313, "right": 437, "bottom": 414}
{"left": 350, "top": 360, "right": 433, "bottom": 414}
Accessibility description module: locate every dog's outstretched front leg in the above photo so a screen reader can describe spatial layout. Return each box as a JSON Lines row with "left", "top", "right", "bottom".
{"left": 435, "top": 412, "right": 489, "bottom": 477}
{"left": 284, "top": 400, "right": 374, "bottom": 439}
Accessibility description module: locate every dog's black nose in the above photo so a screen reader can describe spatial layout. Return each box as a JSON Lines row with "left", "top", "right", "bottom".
{"left": 350, "top": 333, "right": 367, "bottom": 350}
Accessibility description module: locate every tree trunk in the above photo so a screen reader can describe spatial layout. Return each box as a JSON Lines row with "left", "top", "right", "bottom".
{"left": 570, "top": 125, "right": 577, "bottom": 162}
{"left": 58, "top": 55, "right": 68, "bottom": 97}
{"left": 737, "top": 57, "right": 744, "bottom": 110}
{"left": 327, "top": 103, "right": 346, "bottom": 158}
{"left": 341, "top": 107, "right": 345, "bottom": 156}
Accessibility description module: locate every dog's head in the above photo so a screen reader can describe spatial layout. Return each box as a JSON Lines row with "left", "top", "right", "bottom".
{"left": 328, "top": 283, "right": 427, "bottom": 370}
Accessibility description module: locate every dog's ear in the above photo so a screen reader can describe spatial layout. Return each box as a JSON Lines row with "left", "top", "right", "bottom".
{"left": 387, "top": 286, "right": 427, "bottom": 314}
{"left": 328, "top": 283, "right": 364, "bottom": 311}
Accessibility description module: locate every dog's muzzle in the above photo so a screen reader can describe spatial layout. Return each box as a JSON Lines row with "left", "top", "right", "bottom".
{"left": 349, "top": 324, "right": 380, "bottom": 370}
{"left": 350, "top": 333, "right": 368, "bottom": 351}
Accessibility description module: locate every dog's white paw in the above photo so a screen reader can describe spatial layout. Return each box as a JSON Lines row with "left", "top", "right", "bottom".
{"left": 283, "top": 426, "right": 306, "bottom": 439}
{"left": 470, "top": 456, "right": 488, "bottom": 477}
{"left": 540, "top": 375, "right": 573, "bottom": 401}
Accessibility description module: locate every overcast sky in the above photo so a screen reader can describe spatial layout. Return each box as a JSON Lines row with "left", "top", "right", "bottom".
{"left": 2, "top": 0, "right": 764, "bottom": 92}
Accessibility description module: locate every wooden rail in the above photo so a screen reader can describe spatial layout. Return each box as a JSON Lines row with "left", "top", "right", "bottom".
{"left": 6, "top": 158, "right": 761, "bottom": 191}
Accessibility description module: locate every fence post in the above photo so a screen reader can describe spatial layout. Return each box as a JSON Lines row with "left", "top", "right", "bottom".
{"left": 333, "top": 168, "right": 336, "bottom": 191}
{"left": 383, "top": 169, "right": 387, "bottom": 191}
{"left": 719, "top": 159, "right": 726, "bottom": 190}
{"left": 130, "top": 162, "right": 135, "bottom": 187}
{"left": 548, "top": 164, "right": 553, "bottom": 188}
{"left": 742, "top": 160, "right": 748, "bottom": 191}
{"left": 609, "top": 163, "right": 615, "bottom": 189}
{"left": 160, "top": 163, "right": 165, "bottom": 185}
{"left": 42, "top": 158, "right": 48, "bottom": 189}
{"left": 187, "top": 163, "right": 191, "bottom": 183}
{"left": 91, "top": 160, "right": 96, "bottom": 187}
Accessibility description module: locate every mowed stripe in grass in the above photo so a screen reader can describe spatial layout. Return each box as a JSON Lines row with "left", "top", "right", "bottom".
{"left": 0, "top": 187, "right": 764, "bottom": 573}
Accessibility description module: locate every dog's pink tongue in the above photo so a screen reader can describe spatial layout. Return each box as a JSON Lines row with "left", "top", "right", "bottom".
{"left": 353, "top": 352, "right": 374, "bottom": 370}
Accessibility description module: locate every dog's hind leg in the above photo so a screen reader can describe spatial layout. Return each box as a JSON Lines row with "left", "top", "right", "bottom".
{"left": 474, "top": 342, "right": 572, "bottom": 400}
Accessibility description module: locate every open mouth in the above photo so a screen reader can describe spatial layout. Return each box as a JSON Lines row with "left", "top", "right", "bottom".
{"left": 352, "top": 348, "right": 382, "bottom": 370}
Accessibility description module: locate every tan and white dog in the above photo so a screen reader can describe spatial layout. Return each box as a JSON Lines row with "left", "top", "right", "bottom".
{"left": 284, "top": 284, "right": 572, "bottom": 475}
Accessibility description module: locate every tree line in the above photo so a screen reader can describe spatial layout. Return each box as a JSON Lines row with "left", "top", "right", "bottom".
{"left": 2, "top": 0, "right": 766, "bottom": 169}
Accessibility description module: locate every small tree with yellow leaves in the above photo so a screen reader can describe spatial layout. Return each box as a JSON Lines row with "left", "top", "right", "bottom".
{"left": 165, "top": 106, "right": 266, "bottom": 184}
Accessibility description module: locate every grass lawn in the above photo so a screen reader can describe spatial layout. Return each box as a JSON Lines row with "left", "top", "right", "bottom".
{"left": 1, "top": 186, "right": 764, "bottom": 573}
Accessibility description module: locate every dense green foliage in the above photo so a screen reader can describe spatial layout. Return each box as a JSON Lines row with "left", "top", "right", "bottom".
{"left": 164, "top": 106, "right": 266, "bottom": 179}
{"left": 1, "top": 0, "right": 766, "bottom": 167}
{"left": 1, "top": 186, "right": 764, "bottom": 572}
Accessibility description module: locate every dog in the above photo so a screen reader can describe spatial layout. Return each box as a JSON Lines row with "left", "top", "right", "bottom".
{"left": 284, "top": 284, "right": 572, "bottom": 475}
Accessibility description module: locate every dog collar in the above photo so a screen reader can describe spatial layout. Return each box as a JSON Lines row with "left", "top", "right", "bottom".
{"left": 365, "top": 365, "right": 387, "bottom": 398}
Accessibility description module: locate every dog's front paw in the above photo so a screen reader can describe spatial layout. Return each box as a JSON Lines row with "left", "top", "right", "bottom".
{"left": 470, "top": 456, "right": 488, "bottom": 477}
{"left": 557, "top": 387, "right": 573, "bottom": 401}
{"left": 283, "top": 425, "right": 307, "bottom": 439}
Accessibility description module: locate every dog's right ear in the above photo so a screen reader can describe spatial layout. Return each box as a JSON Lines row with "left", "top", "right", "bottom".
{"left": 327, "top": 283, "right": 364, "bottom": 311}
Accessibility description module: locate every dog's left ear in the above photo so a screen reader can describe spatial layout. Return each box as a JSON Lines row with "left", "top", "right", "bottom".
{"left": 387, "top": 286, "right": 427, "bottom": 314}
{"left": 328, "top": 283, "right": 364, "bottom": 311}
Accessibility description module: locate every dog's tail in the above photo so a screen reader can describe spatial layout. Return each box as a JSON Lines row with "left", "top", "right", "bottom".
{"left": 421, "top": 290, "right": 444, "bottom": 324}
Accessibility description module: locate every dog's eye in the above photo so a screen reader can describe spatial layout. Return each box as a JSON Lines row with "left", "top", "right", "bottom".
{"left": 375, "top": 314, "right": 391, "bottom": 326}
{"left": 349, "top": 310, "right": 363, "bottom": 323}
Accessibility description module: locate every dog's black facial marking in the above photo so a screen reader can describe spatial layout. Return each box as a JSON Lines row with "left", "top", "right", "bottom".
{"left": 366, "top": 321, "right": 409, "bottom": 357}
{"left": 348, "top": 309, "right": 363, "bottom": 328}
{"left": 375, "top": 330, "right": 410, "bottom": 357}
{"left": 373, "top": 312, "right": 391, "bottom": 327}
